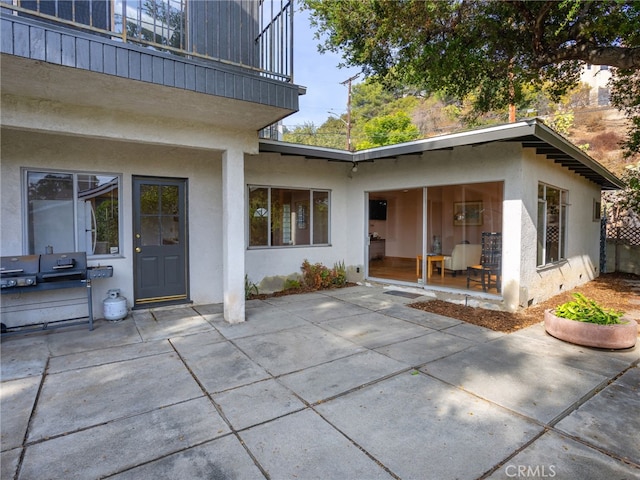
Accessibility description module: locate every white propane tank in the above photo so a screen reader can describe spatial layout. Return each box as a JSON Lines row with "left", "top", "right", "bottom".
{"left": 103, "top": 289, "right": 128, "bottom": 321}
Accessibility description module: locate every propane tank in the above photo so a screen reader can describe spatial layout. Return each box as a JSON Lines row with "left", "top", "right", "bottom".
{"left": 103, "top": 289, "right": 128, "bottom": 321}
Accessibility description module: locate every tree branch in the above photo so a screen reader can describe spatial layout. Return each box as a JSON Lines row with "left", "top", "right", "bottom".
{"left": 536, "top": 45, "right": 640, "bottom": 70}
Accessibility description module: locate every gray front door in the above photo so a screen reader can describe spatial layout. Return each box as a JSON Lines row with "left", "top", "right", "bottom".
{"left": 133, "top": 176, "right": 188, "bottom": 307}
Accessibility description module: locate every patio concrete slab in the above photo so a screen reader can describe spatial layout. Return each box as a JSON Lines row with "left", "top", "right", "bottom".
{"left": 212, "top": 378, "right": 305, "bottom": 430}
{"left": 485, "top": 430, "right": 640, "bottom": 480}
{"left": 422, "top": 337, "right": 610, "bottom": 424}
{"left": 109, "top": 435, "right": 265, "bottom": 480}
{"left": 208, "top": 305, "right": 309, "bottom": 340}
{"left": 47, "top": 338, "right": 172, "bottom": 374}
{"left": 512, "top": 323, "right": 640, "bottom": 374}
{"left": 0, "top": 335, "right": 49, "bottom": 381}
{"left": 441, "top": 321, "right": 505, "bottom": 342}
{"left": 554, "top": 366, "right": 640, "bottom": 464}
{"left": 277, "top": 297, "right": 373, "bottom": 323}
{"left": 374, "top": 329, "right": 476, "bottom": 366}
{"left": 376, "top": 303, "right": 462, "bottom": 329}
{"left": 43, "top": 319, "right": 142, "bottom": 356}
{"left": 1, "top": 448, "right": 20, "bottom": 480}
{"left": 20, "top": 397, "right": 229, "bottom": 480}
{"left": 232, "top": 324, "right": 366, "bottom": 376}
{"left": 316, "top": 371, "right": 543, "bottom": 480}
{"left": 133, "top": 307, "right": 213, "bottom": 342}
{"left": 278, "top": 350, "right": 408, "bottom": 404}
{"left": 0, "top": 375, "right": 40, "bottom": 450}
{"left": 320, "top": 311, "right": 432, "bottom": 349}
{"left": 28, "top": 351, "right": 203, "bottom": 442}
{"left": 240, "top": 409, "right": 394, "bottom": 479}
{"left": 2, "top": 284, "right": 638, "bottom": 479}
{"left": 172, "top": 340, "right": 270, "bottom": 394}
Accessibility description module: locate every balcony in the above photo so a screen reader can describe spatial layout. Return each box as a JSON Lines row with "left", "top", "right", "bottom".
{"left": 1, "top": 0, "right": 300, "bottom": 129}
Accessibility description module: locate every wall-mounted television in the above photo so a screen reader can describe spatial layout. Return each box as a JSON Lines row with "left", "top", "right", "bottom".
{"left": 369, "top": 199, "right": 387, "bottom": 220}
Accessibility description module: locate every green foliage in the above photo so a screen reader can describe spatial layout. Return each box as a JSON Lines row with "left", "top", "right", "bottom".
{"left": 283, "top": 278, "right": 302, "bottom": 290}
{"left": 245, "top": 275, "right": 259, "bottom": 299}
{"left": 301, "top": 259, "right": 347, "bottom": 290}
{"left": 303, "top": 0, "right": 640, "bottom": 152}
{"left": 554, "top": 293, "right": 625, "bottom": 325}
{"left": 619, "top": 161, "right": 640, "bottom": 214}
{"left": 357, "top": 111, "right": 420, "bottom": 149}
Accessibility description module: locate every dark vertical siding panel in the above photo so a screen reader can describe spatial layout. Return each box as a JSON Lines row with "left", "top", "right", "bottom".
{"left": 152, "top": 56, "right": 163, "bottom": 83}
{"left": 195, "top": 66, "right": 206, "bottom": 93}
{"left": 116, "top": 48, "right": 128, "bottom": 77}
{"left": 260, "top": 81, "right": 269, "bottom": 105}
{"left": 1, "top": 18, "right": 13, "bottom": 54}
{"left": 89, "top": 41, "right": 103, "bottom": 72}
{"left": 103, "top": 44, "right": 116, "bottom": 74}
{"left": 175, "top": 62, "right": 185, "bottom": 89}
{"left": 29, "top": 26, "right": 45, "bottom": 60}
{"left": 225, "top": 72, "right": 235, "bottom": 97}
{"left": 46, "top": 31, "right": 61, "bottom": 64}
{"left": 185, "top": 64, "right": 196, "bottom": 90}
{"left": 268, "top": 83, "right": 277, "bottom": 107}
{"left": 163, "top": 59, "right": 175, "bottom": 87}
{"left": 207, "top": 68, "right": 218, "bottom": 96}
{"left": 13, "top": 22, "right": 29, "bottom": 57}
{"left": 140, "top": 54, "right": 153, "bottom": 82}
{"left": 129, "top": 51, "right": 141, "bottom": 80}
{"left": 61, "top": 34, "right": 76, "bottom": 67}
{"left": 76, "top": 38, "right": 90, "bottom": 69}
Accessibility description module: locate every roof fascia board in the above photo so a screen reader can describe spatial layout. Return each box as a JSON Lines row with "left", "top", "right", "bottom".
{"left": 531, "top": 121, "right": 624, "bottom": 189}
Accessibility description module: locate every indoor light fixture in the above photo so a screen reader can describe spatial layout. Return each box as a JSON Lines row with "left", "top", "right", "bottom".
{"left": 351, "top": 162, "right": 358, "bottom": 172}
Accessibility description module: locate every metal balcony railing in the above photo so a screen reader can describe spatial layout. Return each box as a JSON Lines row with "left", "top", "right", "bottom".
{"left": 1, "top": 0, "right": 293, "bottom": 82}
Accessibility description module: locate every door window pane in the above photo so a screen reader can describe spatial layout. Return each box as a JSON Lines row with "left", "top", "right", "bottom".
{"left": 162, "top": 216, "right": 180, "bottom": 245}
{"left": 161, "top": 186, "right": 179, "bottom": 215}
{"left": 140, "top": 185, "right": 160, "bottom": 214}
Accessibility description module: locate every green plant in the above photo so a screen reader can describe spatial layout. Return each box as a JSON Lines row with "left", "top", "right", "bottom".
{"left": 300, "top": 259, "right": 347, "bottom": 290}
{"left": 283, "top": 279, "right": 301, "bottom": 290}
{"left": 244, "top": 275, "right": 259, "bottom": 299}
{"left": 554, "top": 293, "right": 625, "bottom": 325}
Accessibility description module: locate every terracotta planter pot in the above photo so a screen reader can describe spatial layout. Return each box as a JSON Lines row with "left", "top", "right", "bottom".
{"left": 544, "top": 310, "right": 637, "bottom": 350}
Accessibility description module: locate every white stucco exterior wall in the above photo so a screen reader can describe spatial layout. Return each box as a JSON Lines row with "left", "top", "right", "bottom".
{"left": 0, "top": 122, "right": 252, "bottom": 325}
{"left": 244, "top": 153, "right": 352, "bottom": 288}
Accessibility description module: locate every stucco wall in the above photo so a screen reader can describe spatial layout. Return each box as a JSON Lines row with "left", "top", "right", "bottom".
{"left": 244, "top": 153, "right": 353, "bottom": 292}
{"left": 1, "top": 129, "right": 226, "bottom": 326}
{"left": 518, "top": 148, "right": 602, "bottom": 307}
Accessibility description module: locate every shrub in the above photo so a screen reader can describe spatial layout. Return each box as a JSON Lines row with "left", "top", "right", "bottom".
{"left": 244, "top": 275, "right": 259, "bottom": 299}
{"left": 301, "top": 259, "right": 347, "bottom": 290}
{"left": 554, "top": 293, "right": 625, "bottom": 325}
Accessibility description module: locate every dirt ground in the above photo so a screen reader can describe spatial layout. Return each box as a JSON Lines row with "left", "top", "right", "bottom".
{"left": 410, "top": 272, "right": 639, "bottom": 333}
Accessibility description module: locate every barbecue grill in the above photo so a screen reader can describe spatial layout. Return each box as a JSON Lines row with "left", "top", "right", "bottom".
{"left": 1, "top": 252, "right": 113, "bottom": 334}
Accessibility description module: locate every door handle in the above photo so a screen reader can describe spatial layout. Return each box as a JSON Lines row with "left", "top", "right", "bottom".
{"left": 135, "top": 247, "right": 141, "bottom": 253}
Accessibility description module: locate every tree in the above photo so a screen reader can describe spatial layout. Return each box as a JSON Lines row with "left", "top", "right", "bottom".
{"left": 357, "top": 111, "right": 420, "bottom": 149}
{"left": 303, "top": 0, "right": 640, "bottom": 154}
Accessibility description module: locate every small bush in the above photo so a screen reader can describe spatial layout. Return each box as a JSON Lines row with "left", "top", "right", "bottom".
{"left": 301, "top": 259, "right": 347, "bottom": 290}
{"left": 245, "top": 275, "right": 259, "bottom": 299}
{"left": 554, "top": 293, "right": 625, "bottom": 325}
{"left": 283, "top": 279, "right": 301, "bottom": 290}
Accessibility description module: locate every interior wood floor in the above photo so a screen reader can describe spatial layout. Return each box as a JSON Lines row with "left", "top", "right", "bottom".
{"left": 368, "top": 256, "right": 500, "bottom": 294}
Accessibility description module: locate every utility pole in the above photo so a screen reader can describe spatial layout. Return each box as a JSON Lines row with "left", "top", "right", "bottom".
{"left": 341, "top": 73, "right": 360, "bottom": 151}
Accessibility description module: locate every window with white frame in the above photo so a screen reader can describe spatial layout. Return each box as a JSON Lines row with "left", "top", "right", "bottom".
{"left": 248, "top": 186, "right": 330, "bottom": 247}
{"left": 537, "top": 183, "right": 568, "bottom": 266}
{"left": 25, "top": 170, "right": 121, "bottom": 256}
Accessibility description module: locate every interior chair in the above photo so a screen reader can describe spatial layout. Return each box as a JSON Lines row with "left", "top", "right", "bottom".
{"left": 466, "top": 232, "right": 502, "bottom": 292}
{"left": 442, "top": 243, "right": 482, "bottom": 276}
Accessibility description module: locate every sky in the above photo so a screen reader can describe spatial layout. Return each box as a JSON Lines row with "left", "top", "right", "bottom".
{"left": 284, "top": 6, "right": 363, "bottom": 129}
